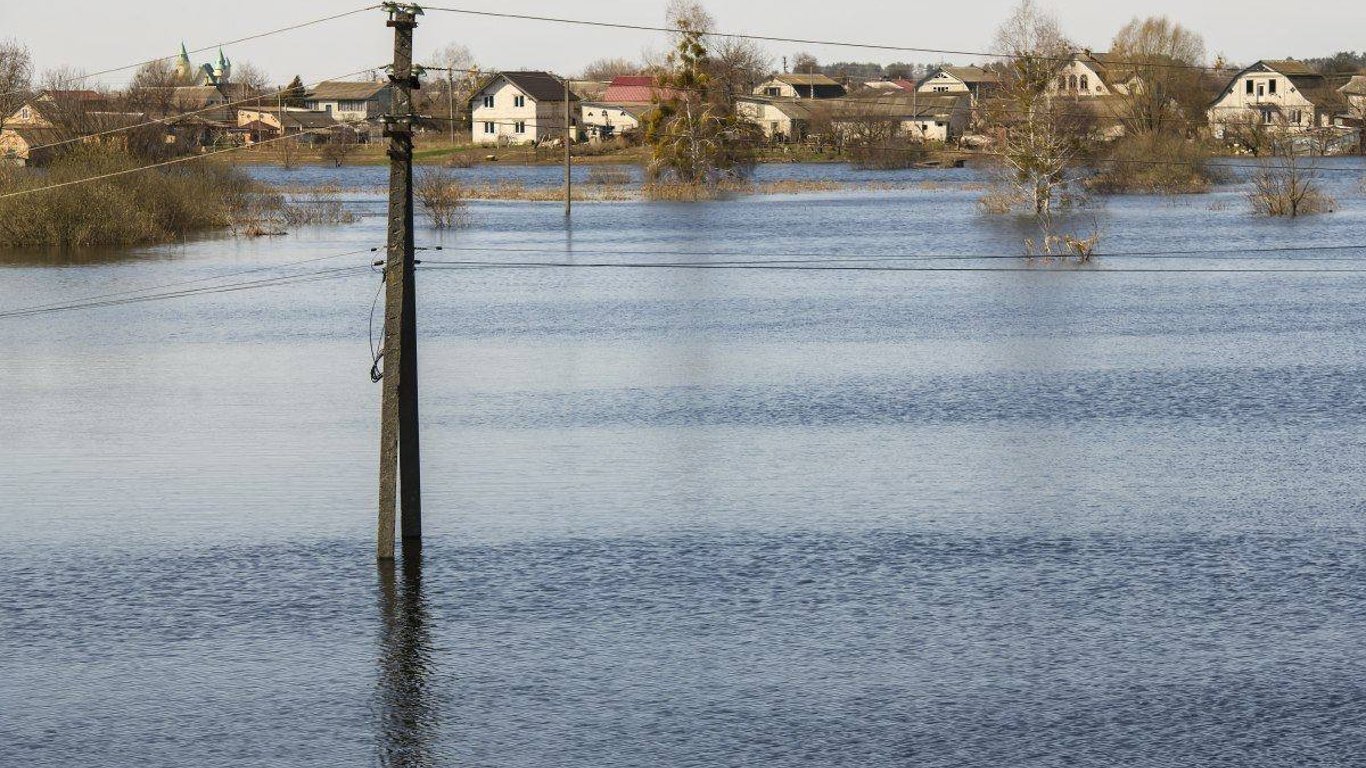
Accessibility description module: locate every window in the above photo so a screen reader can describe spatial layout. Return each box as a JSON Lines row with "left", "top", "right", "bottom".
{"left": 514, "top": 121, "right": 526, "bottom": 134}
{"left": 482, "top": 95, "right": 494, "bottom": 108}
{"left": 934, "top": 86, "right": 948, "bottom": 93}
{"left": 1080, "top": 75, "right": 1089, "bottom": 91}
{"left": 483, "top": 122, "right": 495, "bottom": 134}
{"left": 1058, "top": 76, "right": 1067, "bottom": 90}
{"left": 765, "top": 87, "right": 781, "bottom": 97}
{"left": 1268, "top": 79, "right": 1277, "bottom": 94}
{"left": 1246, "top": 79, "right": 1255, "bottom": 95}
{"left": 1257, "top": 84, "right": 1264, "bottom": 97}
{"left": 514, "top": 95, "right": 526, "bottom": 108}
{"left": 1068, "top": 75, "right": 1078, "bottom": 90}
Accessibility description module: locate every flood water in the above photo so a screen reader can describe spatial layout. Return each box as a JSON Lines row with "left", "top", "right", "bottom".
{"left": 4, "top": 161, "right": 1366, "bottom": 766}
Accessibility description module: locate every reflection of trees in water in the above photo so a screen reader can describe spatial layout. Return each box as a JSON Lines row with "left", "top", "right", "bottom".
{"left": 377, "top": 551, "right": 438, "bottom": 768}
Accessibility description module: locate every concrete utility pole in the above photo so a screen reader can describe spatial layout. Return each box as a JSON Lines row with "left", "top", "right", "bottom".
{"left": 378, "top": 2, "right": 423, "bottom": 561}
{"left": 564, "top": 74, "right": 572, "bottom": 217}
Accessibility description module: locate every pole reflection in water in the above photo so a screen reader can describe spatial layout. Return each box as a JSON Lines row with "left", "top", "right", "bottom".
{"left": 376, "top": 550, "right": 438, "bottom": 768}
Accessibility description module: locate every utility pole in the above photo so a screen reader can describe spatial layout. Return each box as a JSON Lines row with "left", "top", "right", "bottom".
{"left": 378, "top": 2, "right": 423, "bottom": 561}
{"left": 564, "top": 74, "right": 572, "bottom": 217}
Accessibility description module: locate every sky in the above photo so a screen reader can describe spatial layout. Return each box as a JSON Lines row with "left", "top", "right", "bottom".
{"left": 3, "top": 0, "right": 1363, "bottom": 89}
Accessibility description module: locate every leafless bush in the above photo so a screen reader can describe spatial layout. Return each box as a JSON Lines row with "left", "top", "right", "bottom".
{"left": 415, "top": 169, "right": 469, "bottom": 229}
{"left": 586, "top": 167, "right": 632, "bottom": 185}
{"left": 318, "top": 129, "right": 361, "bottom": 167}
{"left": 1249, "top": 143, "right": 1336, "bottom": 217}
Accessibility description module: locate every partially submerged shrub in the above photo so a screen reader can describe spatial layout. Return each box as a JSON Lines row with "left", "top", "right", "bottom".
{"left": 415, "top": 168, "right": 469, "bottom": 229}
{"left": 848, "top": 139, "right": 929, "bottom": 170}
{"left": 1088, "top": 134, "right": 1224, "bottom": 194}
{"left": 0, "top": 145, "right": 258, "bottom": 247}
{"left": 585, "top": 167, "right": 632, "bottom": 185}
{"left": 1248, "top": 142, "right": 1336, "bottom": 218}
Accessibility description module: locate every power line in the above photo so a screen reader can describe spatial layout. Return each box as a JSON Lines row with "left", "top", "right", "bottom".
{"left": 0, "top": 5, "right": 381, "bottom": 101}
{"left": 423, "top": 5, "right": 1256, "bottom": 75}
{"left": 0, "top": 247, "right": 380, "bottom": 317}
{"left": 0, "top": 263, "right": 374, "bottom": 320}
{"left": 416, "top": 259, "right": 1366, "bottom": 274}
{"left": 416, "top": 243, "right": 1366, "bottom": 263}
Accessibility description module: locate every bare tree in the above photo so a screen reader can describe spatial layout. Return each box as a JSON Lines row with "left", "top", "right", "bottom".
{"left": 319, "top": 128, "right": 362, "bottom": 166}
{"left": 427, "top": 43, "right": 479, "bottom": 144}
{"left": 0, "top": 38, "right": 33, "bottom": 131}
{"left": 981, "top": 0, "right": 1099, "bottom": 257}
{"left": 791, "top": 52, "right": 819, "bottom": 74}
{"left": 708, "top": 36, "right": 771, "bottom": 100}
{"left": 125, "top": 60, "right": 180, "bottom": 116}
{"left": 1109, "top": 16, "right": 1209, "bottom": 136}
{"left": 1251, "top": 136, "right": 1335, "bottom": 217}
{"left": 579, "top": 57, "right": 639, "bottom": 81}
{"left": 232, "top": 62, "right": 271, "bottom": 95}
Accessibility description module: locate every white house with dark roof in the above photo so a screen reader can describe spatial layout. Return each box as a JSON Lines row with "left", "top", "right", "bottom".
{"left": 470, "top": 71, "right": 579, "bottom": 145}
{"left": 1208, "top": 60, "right": 1337, "bottom": 137}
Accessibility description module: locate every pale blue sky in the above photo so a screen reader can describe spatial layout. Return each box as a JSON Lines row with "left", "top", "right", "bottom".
{"left": 3, "top": 0, "right": 1362, "bottom": 88}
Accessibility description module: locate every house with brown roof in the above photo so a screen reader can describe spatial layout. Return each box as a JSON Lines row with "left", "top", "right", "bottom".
{"left": 917, "top": 67, "right": 1002, "bottom": 102}
{"left": 302, "top": 81, "right": 392, "bottom": 123}
{"left": 754, "top": 73, "right": 847, "bottom": 100}
{"left": 1208, "top": 60, "right": 1340, "bottom": 138}
{"left": 469, "top": 71, "right": 579, "bottom": 145}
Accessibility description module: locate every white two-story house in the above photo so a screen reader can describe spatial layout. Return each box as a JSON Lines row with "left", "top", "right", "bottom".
{"left": 1208, "top": 60, "right": 1334, "bottom": 137}
{"left": 469, "top": 71, "right": 579, "bottom": 145}
{"left": 917, "top": 66, "right": 1001, "bottom": 103}
{"left": 1046, "top": 51, "right": 1136, "bottom": 98}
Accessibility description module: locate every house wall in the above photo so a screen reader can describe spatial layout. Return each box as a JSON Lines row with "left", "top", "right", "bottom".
{"left": 736, "top": 100, "right": 798, "bottom": 140}
{"left": 918, "top": 73, "right": 969, "bottom": 95}
{"left": 471, "top": 79, "right": 572, "bottom": 145}
{"left": 580, "top": 104, "right": 641, "bottom": 140}
{"left": 1208, "top": 68, "right": 1325, "bottom": 136}
{"left": 1047, "top": 60, "right": 1116, "bottom": 97}
{"left": 5, "top": 104, "right": 52, "bottom": 128}
{"left": 303, "top": 96, "right": 386, "bottom": 124}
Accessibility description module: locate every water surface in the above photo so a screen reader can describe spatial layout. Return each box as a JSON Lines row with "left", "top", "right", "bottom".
{"left": 4, "top": 162, "right": 1366, "bottom": 766}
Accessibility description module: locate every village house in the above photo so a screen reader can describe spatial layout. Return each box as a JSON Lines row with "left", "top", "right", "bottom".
{"left": 578, "top": 76, "right": 680, "bottom": 142}
{"left": 1047, "top": 51, "right": 1136, "bottom": 98}
{"left": 862, "top": 79, "right": 919, "bottom": 93}
{"left": 302, "top": 81, "right": 391, "bottom": 124}
{"left": 753, "top": 73, "right": 847, "bottom": 99}
{"left": 236, "top": 107, "right": 342, "bottom": 144}
{"left": 1207, "top": 60, "right": 1338, "bottom": 138}
{"left": 916, "top": 66, "right": 1002, "bottom": 102}
{"left": 2, "top": 92, "right": 147, "bottom": 165}
{"left": 469, "top": 71, "right": 579, "bottom": 145}
{"left": 735, "top": 97, "right": 818, "bottom": 142}
{"left": 829, "top": 93, "right": 972, "bottom": 143}
{"left": 1338, "top": 76, "right": 1366, "bottom": 119}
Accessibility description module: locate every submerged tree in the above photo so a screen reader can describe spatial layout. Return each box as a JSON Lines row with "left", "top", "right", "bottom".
{"left": 981, "top": 0, "right": 1099, "bottom": 258}
{"left": 644, "top": 1, "right": 758, "bottom": 186}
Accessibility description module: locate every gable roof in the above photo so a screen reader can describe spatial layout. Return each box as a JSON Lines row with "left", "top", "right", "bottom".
{"left": 941, "top": 66, "right": 1001, "bottom": 85}
{"left": 1340, "top": 75, "right": 1366, "bottom": 96}
{"left": 769, "top": 73, "right": 842, "bottom": 87}
{"left": 305, "top": 81, "right": 390, "bottom": 102}
{"left": 603, "top": 75, "right": 666, "bottom": 103}
{"left": 474, "top": 71, "right": 579, "bottom": 104}
{"left": 1262, "top": 59, "right": 1321, "bottom": 78}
